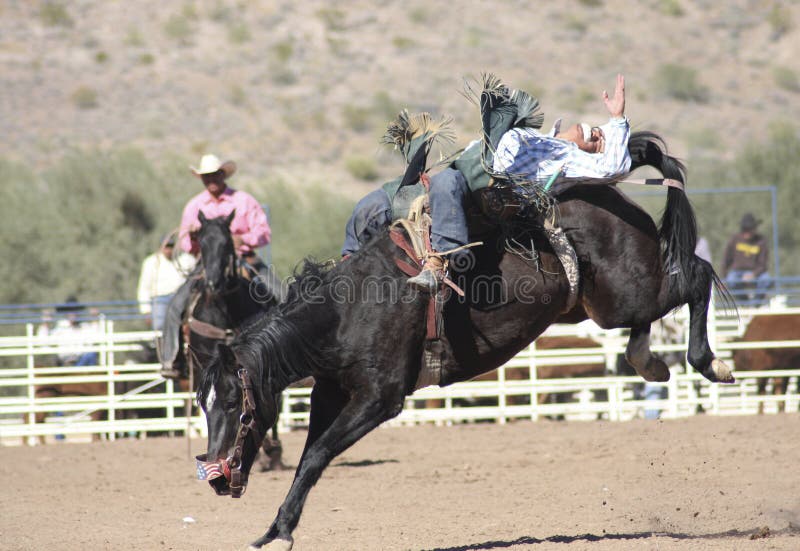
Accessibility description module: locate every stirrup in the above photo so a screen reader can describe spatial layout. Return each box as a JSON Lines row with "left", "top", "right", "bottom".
{"left": 159, "top": 366, "right": 183, "bottom": 380}
{"left": 407, "top": 269, "right": 441, "bottom": 293}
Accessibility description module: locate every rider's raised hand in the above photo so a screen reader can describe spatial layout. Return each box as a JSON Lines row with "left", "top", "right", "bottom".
{"left": 602, "top": 74, "right": 625, "bottom": 119}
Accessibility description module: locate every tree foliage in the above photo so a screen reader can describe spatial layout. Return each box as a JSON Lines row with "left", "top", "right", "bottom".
{"left": 0, "top": 149, "right": 354, "bottom": 305}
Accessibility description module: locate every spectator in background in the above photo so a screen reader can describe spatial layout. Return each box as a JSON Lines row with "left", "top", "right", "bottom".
{"left": 37, "top": 296, "right": 100, "bottom": 367}
{"left": 722, "top": 213, "right": 770, "bottom": 297}
{"left": 137, "top": 233, "right": 196, "bottom": 331}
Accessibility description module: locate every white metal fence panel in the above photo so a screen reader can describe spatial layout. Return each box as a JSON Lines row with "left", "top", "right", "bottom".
{"left": 1, "top": 306, "right": 799, "bottom": 445}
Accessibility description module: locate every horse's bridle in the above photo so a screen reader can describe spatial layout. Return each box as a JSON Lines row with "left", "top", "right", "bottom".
{"left": 195, "top": 367, "right": 262, "bottom": 498}
{"left": 227, "top": 367, "right": 262, "bottom": 498}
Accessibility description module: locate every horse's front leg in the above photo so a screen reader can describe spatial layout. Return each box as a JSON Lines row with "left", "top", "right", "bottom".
{"left": 251, "top": 380, "right": 404, "bottom": 550}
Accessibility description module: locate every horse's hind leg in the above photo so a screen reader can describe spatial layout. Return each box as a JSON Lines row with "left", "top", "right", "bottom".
{"left": 258, "top": 422, "right": 286, "bottom": 472}
{"left": 625, "top": 325, "right": 670, "bottom": 382}
{"left": 686, "top": 259, "right": 734, "bottom": 383}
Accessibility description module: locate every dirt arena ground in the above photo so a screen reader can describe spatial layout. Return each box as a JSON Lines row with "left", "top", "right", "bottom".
{"left": 2, "top": 414, "right": 799, "bottom": 551}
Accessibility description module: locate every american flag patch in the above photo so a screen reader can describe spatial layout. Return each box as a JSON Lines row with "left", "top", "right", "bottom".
{"left": 196, "top": 460, "right": 223, "bottom": 481}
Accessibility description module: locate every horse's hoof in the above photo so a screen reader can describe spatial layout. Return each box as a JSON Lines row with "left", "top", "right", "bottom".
{"left": 632, "top": 357, "right": 670, "bottom": 382}
{"left": 253, "top": 539, "right": 292, "bottom": 551}
{"left": 711, "top": 358, "right": 735, "bottom": 383}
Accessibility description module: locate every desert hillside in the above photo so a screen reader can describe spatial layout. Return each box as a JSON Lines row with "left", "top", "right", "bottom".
{"left": 2, "top": 0, "right": 800, "bottom": 304}
{"left": 3, "top": 0, "right": 799, "bottom": 195}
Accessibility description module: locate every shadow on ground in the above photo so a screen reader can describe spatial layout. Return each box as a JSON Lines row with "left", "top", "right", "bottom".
{"left": 423, "top": 525, "right": 800, "bottom": 551}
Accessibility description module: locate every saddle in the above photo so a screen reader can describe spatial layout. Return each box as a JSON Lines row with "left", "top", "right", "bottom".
{"left": 389, "top": 187, "right": 579, "bottom": 390}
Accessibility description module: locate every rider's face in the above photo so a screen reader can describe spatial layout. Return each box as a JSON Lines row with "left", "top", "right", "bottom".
{"left": 201, "top": 170, "right": 227, "bottom": 196}
{"left": 558, "top": 123, "right": 605, "bottom": 154}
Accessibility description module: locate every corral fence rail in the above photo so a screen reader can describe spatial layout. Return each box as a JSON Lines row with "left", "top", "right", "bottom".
{"left": 0, "top": 305, "right": 799, "bottom": 445}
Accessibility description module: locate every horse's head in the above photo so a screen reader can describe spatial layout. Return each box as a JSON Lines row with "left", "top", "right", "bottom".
{"left": 197, "top": 210, "right": 236, "bottom": 293}
{"left": 196, "top": 343, "right": 279, "bottom": 497}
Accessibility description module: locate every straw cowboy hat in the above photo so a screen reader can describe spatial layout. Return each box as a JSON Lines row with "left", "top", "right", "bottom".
{"left": 189, "top": 154, "right": 237, "bottom": 178}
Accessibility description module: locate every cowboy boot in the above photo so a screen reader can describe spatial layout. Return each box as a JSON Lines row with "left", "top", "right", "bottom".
{"left": 407, "top": 255, "right": 444, "bottom": 293}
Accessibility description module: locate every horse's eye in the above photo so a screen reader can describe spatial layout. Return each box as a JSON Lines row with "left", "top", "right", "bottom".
{"left": 222, "top": 401, "right": 239, "bottom": 412}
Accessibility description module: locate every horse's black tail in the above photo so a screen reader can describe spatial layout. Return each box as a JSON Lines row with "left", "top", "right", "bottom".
{"left": 628, "top": 131, "right": 695, "bottom": 296}
{"left": 628, "top": 131, "right": 734, "bottom": 313}
{"left": 628, "top": 132, "right": 735, "bottom": 311}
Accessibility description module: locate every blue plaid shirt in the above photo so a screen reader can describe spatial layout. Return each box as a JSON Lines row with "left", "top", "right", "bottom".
{"left": 492, "top": 117, "right": 631, "bottom": 182}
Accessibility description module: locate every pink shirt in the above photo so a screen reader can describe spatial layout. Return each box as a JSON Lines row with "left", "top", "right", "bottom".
{"left": 179, "top": 187, "right": 271, "bottom": 255}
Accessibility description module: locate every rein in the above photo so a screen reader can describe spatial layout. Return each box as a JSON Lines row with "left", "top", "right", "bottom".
{"left": 187, "top": 317, "right": 236, "bottom": 343}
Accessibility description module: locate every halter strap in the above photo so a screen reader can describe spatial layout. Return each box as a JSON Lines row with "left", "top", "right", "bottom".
{"left": 227, "top": 368, "right": 262, "bottom": 498}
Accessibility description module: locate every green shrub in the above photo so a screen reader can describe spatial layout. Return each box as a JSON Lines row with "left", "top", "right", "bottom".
{"left": 71, "top": 86, "right": 98, "bottom": 109}
{"left": 229, "top": 85, "right": 247, "bottom": 106}
{"left": 39, "top": 2, "right": 72, "bottom": 27}
{"left": 409, "top": 7, "right": 429, "bottom": 23}
{"left": 265, "top": 178, "right": 354, "bottom": 274}
{"left": 767, "top": 3, "right": 792, "bottom": 40}
{"left": 392, "top": 36, "right": 415, "bottom": 50}
{"left": 465, "top": 26, "right": 482, "bottom": 47}
{"left": 685, "top": 127, "right": 721, "bottom": 152}
{"left": 657, "top": 0, "right": 684, "bottom": 17}
{"left": 316, "top": 7, "right": 346, "bottom": 31}
{"left": 270, "top": 66, "right": 297, "bottom": 85}
{"left": 94, "top": 51, "right": 109, "bottom": 64}
{"left": 577, "top": 0, "right": 603, "bottom": 6}
{"left": 345, "top": 156, "right": 379, "bottom": 181}
{"left": 181, "top": 2, "right": 198, "bottom": 20}
{"left": 227, "top": 22, "right": 251, "bottom": 44}
{"left": 138, "top": 53, "right": 155, "bottom": 65}
{"left": 654, "top": 63, "right": 710, "bottom": 103}
{"left": 327, "top": 36, "right": 349, "bottom": 56}
{"left": 563, "top": 15, "right": 587, "bottom": 34}
{"left": 164, "top": 14, "right": 194, "bottom": 45}
{"left": 272, "top": 39, "right": 294, "bottom": 63}
{"left": 773, "top": 66, "right": 800, "bottom": 93}
{"left": 372, "top": 91, "right": 401, "bottom": 122}
{"left": 342, "top": 105, "right": 372, "bottom": 132}
{"left": 125, "top": 29, "right": 145, "bottom": 47}
{"left": 209, "top": 2, "right": 233, "bottom": 21}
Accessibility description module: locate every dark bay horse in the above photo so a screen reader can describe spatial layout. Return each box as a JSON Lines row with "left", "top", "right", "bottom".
{"left": 196, "top": 132, "right": 734, "bottom": 549}
{"left": 162, "top": 211, "right": 285, "bottom": 469}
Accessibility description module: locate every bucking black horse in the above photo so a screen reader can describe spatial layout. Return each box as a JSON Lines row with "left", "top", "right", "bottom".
{"left": 196, "top": 132, "right": 734, "bottom": 549}
{"left": 160, "top": 211, "right": 286, "bottom": 471}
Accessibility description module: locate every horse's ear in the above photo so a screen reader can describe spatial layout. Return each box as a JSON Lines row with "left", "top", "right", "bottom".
{"left": 225, "top": 209, "right": 235, "bottom": 226}
{"left": 198, "top": 210, "right": 208, "bottom": 225}
{"left": 216, "top": 343, "right": 238, "bottom": 372}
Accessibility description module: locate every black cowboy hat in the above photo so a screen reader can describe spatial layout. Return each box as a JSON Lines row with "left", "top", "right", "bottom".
{"left": 161, "top": 232, "right": 176, "bottom": 247}
{"left": 740, "top": 212, "right": 761, "bottom": 231}
{"left": 56, "top": 295, "right": 84, "bottom": 313}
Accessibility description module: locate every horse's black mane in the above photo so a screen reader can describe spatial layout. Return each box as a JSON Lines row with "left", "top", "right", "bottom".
{"left": 197, "top": 257, "right": 339, "bottom": 406}
{"left": 279, "top": 258, "right": 335, "bottom": 313}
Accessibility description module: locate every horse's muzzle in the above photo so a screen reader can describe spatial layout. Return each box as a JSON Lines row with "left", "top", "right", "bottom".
{"left": 195, "top": 453, "right": 248, "bottom": 497}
